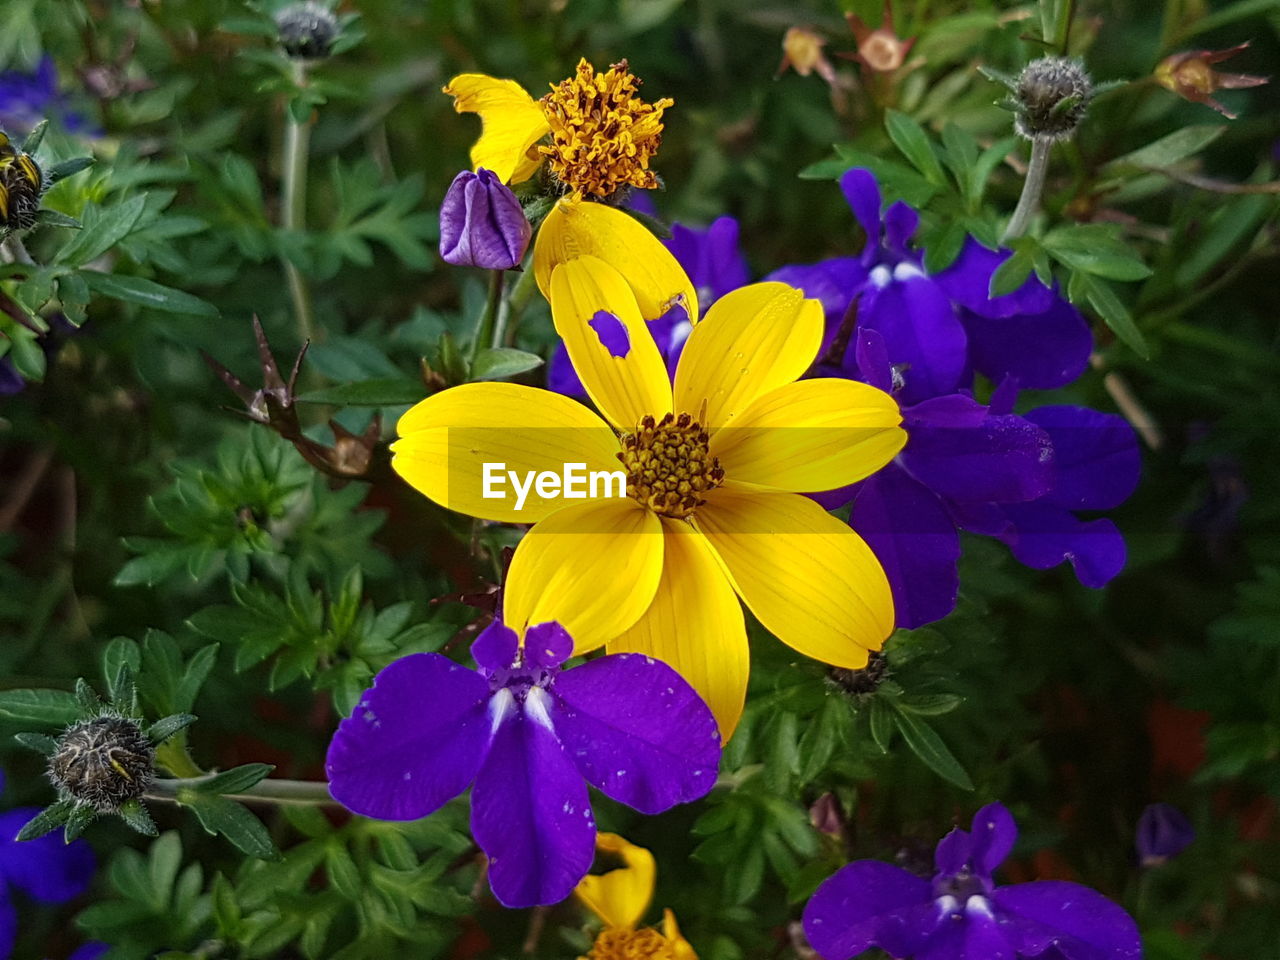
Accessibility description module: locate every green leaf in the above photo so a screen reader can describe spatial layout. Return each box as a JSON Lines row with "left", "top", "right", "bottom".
{"left": 147, "top": 713, "right": 197, "bottom": 744}
{"left": 1067, "top": 270, "right": 1151, "bottom": 358}
{"left": 57, "top": 271, "right": 90, "bottom": 326}
{"left": 296, "top": 377, "right": 424, "bottom": 406}
{"left": 326, "top": 843, "right": 363, "bottom": 899}
{"left": 186, "top": 793, "right": 281, "bottom": 860}
{"left": 35, "top": 209, "right": 81, "bottom": 229}
{"left": 191, "top": 762, "right": 276, "bottom": 796}
{"left": 884, "top": 110, "right": 947, "bottom": 186}
{"left": 869, "top": 697, "right": 894, "bottom": 754}
{"left": 0, "top": 687, "right": 79, "bottom": 725}
{"left": 79, "top": 271, "right": 219, "bottom": 317}
{"left": 118, "top": 800, "right": 159, "bottom": 837}
{"left": 1104, "top": 125, "right": 1226, "bottom": 172}
{"left": 44, "top": 156, "right": 95, "bottom": 185}
{"left": 970, "top": 137, "right": 1017, "bottom": 205}
{"left": 56, "top": 195, "right": 147, "bottom": 266}
{"left": 897, "top": 693, "right": 964, "bottom": 716}
{"left": 174, "top": 643, "right": 219, "bottom": 713}
{"left": 63, "top": 804, "right": 98, "bottom": 841}
{"left": 469, "top": 347, "right": 544, "bottom": 382}
{"left": 977, "top": 65, "right": 1018, "bottom": 93}
{"left": 102, "top": 637, "right": 142, "bottom": 698}
{"left": 989, "top": 244, "right": 1036, "bottom": 297}
{"left": 13, "top": 731, "right": 59, "bottom": 755}
{"left": 20, "top": 119, "right": 48, "bottom": 153}
{"left": 75, "top": 677, "right": 101, "bottom": 712}
{"left": 940, "top": 123, "right": 978, "bottom": 195}
{"left": 15, "top": 800, "right": 76, "bottom": 841}
{"left": 1042, "top": 225, "right": 1152, "bottom": 281}
{"left": 890, "top": 702, "right": 974, "bottom": 790}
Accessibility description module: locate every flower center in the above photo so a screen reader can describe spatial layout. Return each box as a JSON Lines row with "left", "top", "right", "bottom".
{"left": 583, "top": 928, "right": 677, "bottom": 960}
{"left": 539, "top": 58, "right": 672, "bottom": 199}
{"left": 619, "top": 412, "right": 724, "bottom": 519}
{"left": 933, "top": 869, "right": 992, "bottom": 902}
{"left": 0, "top": 136, "right": 43, "bottom": 230}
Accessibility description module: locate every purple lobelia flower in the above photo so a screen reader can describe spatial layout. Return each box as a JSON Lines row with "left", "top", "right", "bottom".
{"left": 0, "top": 56, "right": 90, "bottom": 135}
{"left": 0, "top": 770, "right": 97, "bottom": 960}
{"left": 325, "top": 620, "right": 720, "bottom": 908}
{"left": 803, "top": 802, "right": 1142, "bottom": 960}
{"left": 1135, "top": 803, "right": 1195, "bottom": 867}
{"left": 439, "top": 168, "right": 532, "bottom": 270}
{"left": 548, "top": 214, "right": 749, "bottom": 397}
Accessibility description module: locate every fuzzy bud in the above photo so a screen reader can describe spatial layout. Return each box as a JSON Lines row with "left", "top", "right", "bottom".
{"left": 1014, "top": 57, "right": 1092, "bottom": 141}
{"left": 275, "top": 1, "right": 339, "bottom": 60}
{"left": 439, "top": 168, "right": 532, "bottom": 270}
{"left": 49, "top": 715, "right": 155, "bottom": 813}
{"left": 0, "top": 133, "right": 43, "bottom": 231}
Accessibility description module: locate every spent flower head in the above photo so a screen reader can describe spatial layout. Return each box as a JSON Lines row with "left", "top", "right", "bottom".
{"left": 1155, "top": 42, "right": 1268, "bottom": 119}
{"left": 1013, "top": 56, "right": 1093, "bottom": 141}
{"left": 274, "top": 1, "right": 340, "bottom": 60}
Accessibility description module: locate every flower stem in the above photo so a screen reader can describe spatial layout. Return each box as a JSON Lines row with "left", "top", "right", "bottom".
{"left": 1, "top": 235, "right": 36, "bottom": 266}
{"left": 1003, "top": 136, "right": 1053, "bottom": 242}
{"left": 146, "top": 775, "right": 337, "bottom": 806}
{"left": 281, "top": 60, "right": 316, "bottom": 343}
{"left": 470, "top": 270, "right": 506, "bottom": 365}
{"left": 500, "top": 266, "right": 539, "bottom": 347}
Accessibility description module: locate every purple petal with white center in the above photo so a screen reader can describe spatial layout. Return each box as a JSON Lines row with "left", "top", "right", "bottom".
{"left": 884, "top": 202, "right": 920, "bottom": 256}
{"left": 840, "top": 169, "right": 884, "bottom": 260}
{"left": 524, "top": 621, "right": 574, "bottom": 669}
{"left": 993, "top": 880, "right": 1142, "bottom": 960}
{"left": 547, "top": 342, "right": 587, "bottom": 397}
{"left": 850, "top": 465, "right": 961, "bottom": 629}
{"left": 960, "top": 298, "right": 1092, "bottom": 390}
{"left": 934, "top": 237, "right": 1057, "bottom": 319}
{"left": 970, "top": 803, "right": 1018, "bottom": 876}
{"left": 1024, "top": 407, "right": 1141, "bottom": 511}
{"left": 802, "top": 860, "right": 931, "bottom": 960}
{"left": 854, "top": 327, "right": 893, "bottom": 392}
{"left": 0, "top": 808, "right": 96, "bottom": 902}
{"left": 916, "top": 902, "right": 1014, "bottom": 960}
{"left": 934, "top": 827, "right": 974, "bottom": 876}
{"left": 999, "top": 503, "right": 1127, "bottom": 588}
{"left": 325, "top": 653, "right": 494, "bottom": 820}
{"left": 860, "top": 267, "right": 967, "bottom": 404}
{"left": 472, "top": 621, "right": 519, "bottom": 674}
{"left": 765, "top": 258, "right": 867, "bottom": 322}
{"left": 551, "top": 653, "right": 720, "bottom": 814}
{"left": 588, "top": 310, "right": 631, "bottom": 358}
{"left": 900, "top": 405, "right": 1054, "bottom": 505}
{"left": 470, "top": 690, "right": 595, "bottom": 907}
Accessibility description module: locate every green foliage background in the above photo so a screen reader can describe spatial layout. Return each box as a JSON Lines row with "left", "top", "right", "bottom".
{"left": 1, "top": 0, "right": 1279, "bottom": 957}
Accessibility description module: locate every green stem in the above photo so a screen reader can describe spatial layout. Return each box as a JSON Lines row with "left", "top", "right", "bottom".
{"left": 281, "top": 60, "right": 316, "bottom": 343}
{"left": 1003, "top": 137, "right": 1053, "bottom": 242}
{"left": 470, "top": 270, "right": 506, "bottom": 365}
{"left": 501, "top": 266, "right": 539, "bottom": 347}
{"left": 146, "top": 775, "right": 337, "bottom": 806}
{"left": 1, "top": 235, "right": 36, "bottom": 266}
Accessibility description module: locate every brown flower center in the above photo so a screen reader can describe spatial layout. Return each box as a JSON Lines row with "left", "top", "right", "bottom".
{"left": 619, "top": 412, "right": 724, "bottom": 520}
{"left": 582, "top": 928, "right": 677, "bottom": 960}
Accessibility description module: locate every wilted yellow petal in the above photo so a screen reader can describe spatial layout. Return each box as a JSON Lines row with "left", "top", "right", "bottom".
{"left": 443, "top": 73, "right": 550, "bottom": 183}
{"left": 574, "top": 833, "right": 656, "bottom": 931}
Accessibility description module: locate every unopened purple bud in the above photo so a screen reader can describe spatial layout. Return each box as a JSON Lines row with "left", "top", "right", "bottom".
{"left": 439, "top": 168, "right": 531, "bottom": 270}
{"left": 1136, "top": 803, "right": 1195, "bottom": 866}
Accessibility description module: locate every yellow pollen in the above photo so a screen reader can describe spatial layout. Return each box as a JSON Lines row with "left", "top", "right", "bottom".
{"left": 581, "top": 928, "right": 678, "bottom": 960}
{"left": 539, "top": 58, "right": 672, "bottom": 199}
{"left": 618, "top": 412, "right": 724, "bottom": 520}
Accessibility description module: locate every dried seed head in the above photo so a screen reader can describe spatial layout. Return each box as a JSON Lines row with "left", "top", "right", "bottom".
{"left": 49, "top": 715, "right": 155, "bottom": 813}
{"left": 1014, "top": 56, "right": 1092, "bottom": 141}
{"left": 826, "top": 650, "right": 889, "bottom": 700}
{"left": 275, "top": 1, "right": 339, "bottom": 60}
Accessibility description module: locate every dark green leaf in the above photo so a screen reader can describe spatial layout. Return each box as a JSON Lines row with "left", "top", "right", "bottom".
{"left": 147, "top": 713, "right": 197, "bottom": 744}
{"left": 56, "top": 195, "right": 147, "bottom": 266}
{"left": 296, "top": 377, "right": 424, "bottom": 406}
{"left": 192, "top": 762, "right": 276, "bottom": 796}
{"left": 0, "top": 688, "right": 79, "bottom": 725}
{"left": 13, "top": 731, "right": 59, "bottom": 755}
{"left": 469, "top": 347, "right": 544, "bottom": 382}
{"left": 897, "top": 693, "right": 964, "bottom": 716}
{"left": 20, "top": 120, "right": 48, "bottom": 153}
{"left": 16, "top": 800, "right": 76, "bottom": 841}
{"left": 118, "top": 800, "right": 159, "bottom": 837}
{"left": 186, "top": 793, "right": 281, "bottom": 859}
{"left": 869, "top": 697, "right": 894, "bottom": 754}
{"left": 989, "top": 244, "right": 1036, "bottom": 297}
{"left": 884, "top": 109, "right": 947, "bottom": 186}
{"left": 1067, "top": 270, "right": 1150, "bottom": 358}
{"left": 35, "top": 209, "right": 81, "bottom": 229}
{"left": 64, "top": 803, "right": 98, "bottom": 841}
{"left": 44, "top": 156, "right": 95, "bottom": 185}
{"left": 79, "top": 271, "right": 219, "bottom": 317}
{"left": 891, "top": 702, "right": 974, "bottom": 790}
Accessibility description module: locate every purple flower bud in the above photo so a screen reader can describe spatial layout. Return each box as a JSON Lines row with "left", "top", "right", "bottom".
{"left": 439, "top": 168, "right": 531, "bottom": 270}
{"left": 1136, "top": 803, "right": 1195, "bottom": 866}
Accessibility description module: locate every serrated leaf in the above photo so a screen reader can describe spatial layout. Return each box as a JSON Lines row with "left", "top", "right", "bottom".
{"left": 118, "top": 799, "right": 159, "bottom": 837}
{"left": 79, "top": 270, "right": 219, "bottom": 317}
{"left": 192, "top": 762, "right": 276, "bottom": 796}
{"left": 469, "top": 347, "right": 544, "bottom": 382}
{"left": 296, "top": 377, "right": 423, "bottom": 406}
{"left": 56, "top": 195, "right": 148, "bottom": 266}
{"left": 64, "top": 803, "right": 98, "bottom": 841}
{"left": 75, "top": 677, "right": 101, "bottom": 712}
{"left": 16, "top": 800, "right": 76, "bottom": 841}
{"left": 186, "top": 793, "right": 280, "bottom": 859}
{"left": 147, "top": 713, "right": 197, "bottom": 744}
{"left": 0, "top": 688, "right": 79, "bottom": 725}
{"left": 890, "top": 702, "right": 974, "bottom": 790}
{"left": 13, "top": 731, "right": 59, "bottom": 755}
{"left": 884, "top": 109, "right": 947, "bottom": 186}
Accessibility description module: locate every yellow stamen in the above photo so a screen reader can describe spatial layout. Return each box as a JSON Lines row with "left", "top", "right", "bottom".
{"left": 619, "top": 412, "right": 724, "bottom": 520}
{"left": 581, "top": 927, "right": 679, "bottom": 960}
{"left": 540, "top": 58, "right": 672, "bottom": 199}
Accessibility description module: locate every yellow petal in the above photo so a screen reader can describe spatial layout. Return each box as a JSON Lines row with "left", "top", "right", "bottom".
{"left": 391, "top": 382, "right": 620, "bottom": 523}
{"left": 694, "top": 487, "right": 893, "bottom": 668}
{"left": 443, "top": 73, "right": 550, "bottom": 184}
{"left": 550, "top": 256, "right": 674, "bottom": 430}
{"left": 673, "top": 282, "right": 823, "bottom": 431}
{"left": 609, "top": 518, "right": 748, "bottom": 740}
{"left": 710, "top": 378, "right": 906, "bottom": 492}
{"left": 504, "top": 497, "right": 664, "bottom": 650}
{"left": 574, "top": 833, "right": 656, "bottom": 930}
{"left": 534, "top": 198, "right": 699, "bottom": 323}
{"left": 663, "top": 910, "right": 699, "bottom": 960}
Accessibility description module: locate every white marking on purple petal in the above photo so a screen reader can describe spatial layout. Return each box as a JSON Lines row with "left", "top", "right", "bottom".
{"left": 523, "top": 686, "right": 556, "bottom": 732}
{"left": 893, "top": 262, "right": 925, "bottom": 282}
{"left": 870, "top": 265, "right": 892, "bottom": 288}
{"left": 489, "top": 688, "right": 516, "bottom": 734}
{"left": 965, "top": 895, "right": 994, "bottom": 919}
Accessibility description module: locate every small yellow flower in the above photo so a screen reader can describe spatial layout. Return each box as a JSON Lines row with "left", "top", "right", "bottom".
{"left": 575, "top": 834, "right": 697, "bottom": 960}
{"left": 778, "top": 27, "right": 837, "bottom": 84}
{"left": 391, "top": 256, "right": 904, "bottom": 737}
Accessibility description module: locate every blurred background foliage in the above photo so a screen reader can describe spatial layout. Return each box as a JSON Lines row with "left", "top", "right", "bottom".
{"left": 1, "top": 0, "right": 1279, "bottom": 957}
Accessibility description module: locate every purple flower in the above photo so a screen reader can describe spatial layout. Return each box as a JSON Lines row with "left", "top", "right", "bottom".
{"left": 548, "top": 215, "right": 749, "bottom": 397}
{"left": 0, "top": 770, "right": 97, "bottom": 960}
{"left": 802, "top": 802, "right": 1141, "bottom": 960}
{"left": 0, "top": 56, "right": 89, "bottom": 135}
{"left": 439, "top": 168, "right": 532, "bottom": 270}
{"left": 1135, "top": 803, "right": 1194, "bottom": 867}
{"left": 325, "top": 621, "right": 720, "bottom": 908}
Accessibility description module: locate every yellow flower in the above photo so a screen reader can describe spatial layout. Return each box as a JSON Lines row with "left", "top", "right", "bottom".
{"left": 391, "top": 254, "right": 905, "bottom": 737}
{"left": 575, "top": 834, "right": 697, "bottom": 960}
